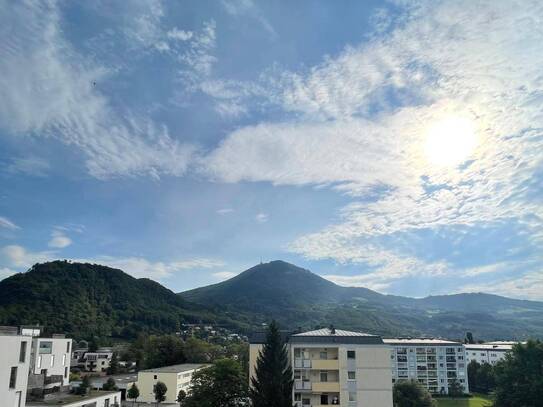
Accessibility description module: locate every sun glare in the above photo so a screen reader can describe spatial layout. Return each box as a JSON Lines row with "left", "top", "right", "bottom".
{"left": 424, "top": 116, "right": 477, "bottom": 167}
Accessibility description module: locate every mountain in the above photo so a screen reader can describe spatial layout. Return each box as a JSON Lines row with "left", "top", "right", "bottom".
{"left": 181, "top": 260, "right": 543, "bottom": 340}
{"left": 0, "top": 261, "right": 241, "bottom": 340}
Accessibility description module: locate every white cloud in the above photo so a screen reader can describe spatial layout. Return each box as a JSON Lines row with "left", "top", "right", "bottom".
{"left": 217, "top": 208, "right": 234, "bottom": 215}
{"left": 73, "top": 256, "right": 225, "bottom": 281}
{"left": 48, "top": 230, "right": 72, "bottom": 249}
{"left": 255, "top": 213, "right": 269, "bottom": 223}
{"left": 205, "top": 0, "right": 543, "bottom": 283}
{"left": 212, "top": 271, "right": 238, "bottom": 280}
{"left": 0, "top": 267, "right": 16, "bottom": 280}
{"left": 1, "top": 245, "right": 55, "bottom": 269}
{"left": 167, "top": 28, "right": 193, "bottom": 42}
{"left": 221, "top": 0, "right": 277, "bottom": 38}
{"left": 459, "top": 271, "right": 543, "bottom": 301}
{"left": 5, "top": 156, "right": 50, "bottom": 177}
{"left": 0, "top": 216, "right": 20, "bottom": 230}
{"left": 0, "top": 1, "right": 195, "bottom": 179}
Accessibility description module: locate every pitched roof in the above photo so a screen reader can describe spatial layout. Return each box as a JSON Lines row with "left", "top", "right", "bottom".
{"left": 293, "top": 328, "right": 375, "bottom": 337}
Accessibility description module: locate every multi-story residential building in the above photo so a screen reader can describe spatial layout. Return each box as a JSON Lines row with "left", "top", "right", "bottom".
{"left": 81, "top": 350, "right": 113, "bottom": 373}
{"left": 465, "top": 343, "right": 513, "bottom": 365}
{"left": 136, "top": 364, "right": 208, "bottom": 404}
{"left": 28, "top": 334, "right": 72, "bottom": 392}
{"left": 0, "top": 326, "right": 31, "bottom": 407}
{"left": 250, "top": 327, "right": 393, "bottom": 407}
{"left": 384, "top": 339, "right": 468, "bottom": 395}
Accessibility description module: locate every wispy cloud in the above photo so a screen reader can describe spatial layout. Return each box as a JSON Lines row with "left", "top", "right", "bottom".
{"left": 204, "top": 0, "right": 543, "bottom": 289}
{"left": 48, "top": 230, "right": 72, "bottom": 249}
{"left": 1, "top": 245, "right": 55, "bottom": 269}
{"left": 0, "top": 216, "right": 20, "bottom": 230}
{"left": 0, "top": 1, "right": 195, "bottom": 179}
{"left": 212, "top": 270, "right": 238, "bottom": 280}
{"left": 221, "top": 0, "right": 277, "bottom": 38}
{"left": 255, "top": 213, "right": 269, "bottom": 223}
{"left": 217, "top": 208, "right": 234, "bottom": 215}
{"left": 4, "top": 156, "right": 50, "bottom": 177}
{"left": 459, "top": 271, "right": 543, "bottom": 301}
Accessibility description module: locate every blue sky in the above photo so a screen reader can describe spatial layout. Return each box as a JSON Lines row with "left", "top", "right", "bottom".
{"left": 1, "top": 0, "right": 542, "bottom": 300}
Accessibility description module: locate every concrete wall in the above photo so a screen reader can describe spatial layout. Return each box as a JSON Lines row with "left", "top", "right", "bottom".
{"left": 137, "top": 370, "right": 197, "bottom": 404}
{"left": 0, "top": 335, "right": 30, "bottom": 407}
{"left": 249, "top": 343, "right": 263, "bottom": 385}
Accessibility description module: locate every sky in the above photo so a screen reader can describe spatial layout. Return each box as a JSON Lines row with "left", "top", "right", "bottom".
{"left": 0, "top": 0, "right": 542, "bottom": 300}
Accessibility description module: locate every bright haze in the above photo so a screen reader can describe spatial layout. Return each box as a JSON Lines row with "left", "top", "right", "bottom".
{"left": 0, "top": 1, "right": 542, "bottom": 300}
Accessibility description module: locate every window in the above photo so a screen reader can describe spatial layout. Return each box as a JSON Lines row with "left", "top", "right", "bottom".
{"left": 104, "top": 399, "right": 110, "bottom": 407}
{"left": 39, "top": 341, "right": 53, "bottom": 354}
{"left": 154, "top": 375, "right": 158, "bottom": 379}
{"left": 320, "top": 351, "right": 327, "bottom": 360}
{"left": 19, "top": 342, "right": 27, "bottom": 363}
{"left": 294, "top": 393, "right": 301, "bottom": 401}
{"left": 64, "top": 367, "right": 68, "bottom": 378}
{"left": 66, "top": 342, "right": 70, "bottom": 353}
{"left": 348, "top": 392, "right": 357, "bottom": 402}
{"left": 9, "top": 367, "right": 17, "bottom": 388}
{"left": 348, "top": 371, "right": 356, "bottom": 380}
{"left": 347, "top": 350, "right": 356, "bottom": 359}
{"left": 320, "top": 371, "right": 328, "bottom": 382}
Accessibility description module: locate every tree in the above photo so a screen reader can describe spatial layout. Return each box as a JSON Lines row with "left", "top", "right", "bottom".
{"left": 183, "top": 359, "right": 247, "bottom": 407}
{"left": 102, "top": 377, "right": 118, "bottom": 391}
{"left": 250, "top": 320, "right": 293, "bottom": 407}
{"left": 465, "top": 332, "right": 475, "bottom": 344}
{"left": 127, "top": 383, "right": 140, "bottom": 406}
{"left": 128, "top": 334, "right": 186, "bottom": 369}
{"left": 393, "top": 380, "right": 436, "bottom": 407}
{"left": 177, "top": 389, "right": 186, "bottom": 406}
{"left": 76, "top": 375, "right": 91, "bottom": 395}
{"left": 494, "top": 340, "right": 543, "bottom": 407}
{"left": 447, "top": 378, "right": 464, "bottom": 397}
{"left": 469, "top": 361, "right": 495, "bottom": 394}
{"left": 107, "top": 352, "right": 119, "bottom": 375}
{"left": 467, "top": 360, "right": 480, "bottom": 392}
{"left": 154, "top": 381, "right": 168, "bottom": 406}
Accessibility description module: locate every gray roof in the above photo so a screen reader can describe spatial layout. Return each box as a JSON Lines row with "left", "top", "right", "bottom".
{"left": 383, "top": 338, "right": 462, "bottom": 346}
{"left": 290, "top": 328, "right": 383, "bottom": 345}
{"left": 140, "top": 363, "right": 208, "bottom": 373}
{"left": 293, "top": 328, "right": 375, "bottom": 337}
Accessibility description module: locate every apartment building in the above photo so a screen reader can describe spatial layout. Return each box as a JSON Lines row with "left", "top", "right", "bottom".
{"left": 81, "top": 351, "right": 113, "bottom": 373}
{"left": 384, "top": 339, "right": 468, "bottom": 395}
{"left": 250, "top": 327, "right": 393, "bottom": 407}
{"left": 136, "top": 364, "right": 208, "bottom": 404}
{"left": 465, "top": 343, "right": 513, "bottom": 365}
{"left": 0, "top": 326, "right": 31, "bottom": 407}
{"left": 28, "top": 334, "right": 72, "bottom": 392}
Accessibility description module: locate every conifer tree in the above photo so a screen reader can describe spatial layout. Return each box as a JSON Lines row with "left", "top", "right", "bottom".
{"left": 250, "top": 320, "right": 293, "bottom": 407}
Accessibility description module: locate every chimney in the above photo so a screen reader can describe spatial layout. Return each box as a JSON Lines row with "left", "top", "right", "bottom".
{"left": 330, "top": 325, "right": 336, "bottom": 335}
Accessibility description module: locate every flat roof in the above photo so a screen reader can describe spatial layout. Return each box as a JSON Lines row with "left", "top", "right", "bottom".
{"left": 89, "top": 374, "right": 138, "bottom": 384}
{"left": 140, "top": 363, "right": 208, "bottom": 373}
{"left": 465, "top": 344, "right": 513, "bottom": 351}
{"left": 383, "top": 338, "right": 462, "bottom": 346}
{"left": 26, "top": 390, "right": 120, "bottom": 406}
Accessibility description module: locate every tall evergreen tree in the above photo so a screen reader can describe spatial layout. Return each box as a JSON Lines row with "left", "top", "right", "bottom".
{"left": 250, "top": 320, "right": 293, "bottom": 407}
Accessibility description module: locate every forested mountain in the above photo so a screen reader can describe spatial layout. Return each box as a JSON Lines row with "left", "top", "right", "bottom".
{"left": 0, "top": 261, "right": 241, "bottom": 339}
{"left": 1, "top": 260, "right": 542, "bottom": 341}
{"left": 181, "top": 261, "right": 543, "bottom": 340}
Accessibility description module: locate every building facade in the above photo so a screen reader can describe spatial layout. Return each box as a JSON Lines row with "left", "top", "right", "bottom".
{"left": 0, "top": 326, "right": 31, "bottom": 407}
{"left": 29, "top": 335, "right": 72, "bottom": 389}
{"left": 81, "top": 351, "right": 113, "bottom": 373}
{"left": 250, "top": 328, "right": 393, "bottom": 407}
{"left": 465, "top": 343, "right": 513, "bottom": 365}
{"left": 136, "top": 364, "right": 208, "bottom": 404}
{"left": 384, "top": 339, "right": 469, "bottom": 395}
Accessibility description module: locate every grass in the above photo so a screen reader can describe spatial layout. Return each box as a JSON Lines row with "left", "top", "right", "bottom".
{"left": 436, "top": 394, "right": 493, "bottom": 407}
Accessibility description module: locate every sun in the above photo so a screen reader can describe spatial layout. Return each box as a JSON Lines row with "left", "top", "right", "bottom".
{"left": 424, "top": 116, "right": 477, "bottom": 167}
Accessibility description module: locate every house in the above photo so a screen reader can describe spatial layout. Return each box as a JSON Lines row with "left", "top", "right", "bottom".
{"left": 384, "top": 338, "right": 469, "bottom": 395}
{"left": 0, "top": 326, "right": 31, "bottom": 407}
{"left": 250, "top": 327, "right": 394, "bottom": 407}
{"left": 136, "top": 364, "right": 208, "bottom": 404}
{"left": 81, "top": 351, "right": 113, "bottom": 373}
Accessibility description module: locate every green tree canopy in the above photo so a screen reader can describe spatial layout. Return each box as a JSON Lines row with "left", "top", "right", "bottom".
{"left": 127, "top": 383, "right": 140, "bottom": 405}
{"left": 154, "top": 381, "right": 168, "bottom": 405}
{"left": 107, "top": 352, "right": 119, "bottom": 375}
{"left": 494, "top": 340, "right": 543, "bottom": 407}
{"left": 249, "top": 320, "right": 293, "bottom": 407}
{"left": 393, "top": 380, "right": 436, "bottom": 407}
{"left": 177, "top": 389, "right": 187, "bottom": 406}
{"left": 447, "top": 378, "right": 464, "bottom": 397}
{"left": 76, "top": 375, "right": 91, "bottom": 395}
{"left": 102, "top": 377, "right": 118, "bottom": 391}
{"left": 183, "top": 359, "right": 247, "bottom": 407}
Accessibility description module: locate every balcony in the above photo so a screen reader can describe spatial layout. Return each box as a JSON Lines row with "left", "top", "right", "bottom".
{"left": 294, "top": 380, "right": 312, "bottom": 390}
{"left": 312, "top": 382, "right": 340, "bottom": 392}
{"left": 311, "top": 359, "right": 339, "bottom": 370}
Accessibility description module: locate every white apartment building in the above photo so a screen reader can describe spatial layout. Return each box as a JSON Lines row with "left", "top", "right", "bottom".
{"left": 29, "top": 335, "right": 72, "bottom": 390}
{"left": 250, "top": 327, "right": 393, "bottom": 407}
{"left": 465, "top": 343, "right": 513, "bottom": 365}
{"left": 136, "top": 364, "right": 208, "bottom": 404}
{"left": 0, "top": 326, "right": 31, "bottom": 407}
{"left": 384, "top": 339, "right": 469, "bottom": 395}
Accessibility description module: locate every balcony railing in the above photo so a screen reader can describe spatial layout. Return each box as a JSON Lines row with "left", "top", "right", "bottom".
{"left": 294, "top": 380, "right": 312, "bottom": 390}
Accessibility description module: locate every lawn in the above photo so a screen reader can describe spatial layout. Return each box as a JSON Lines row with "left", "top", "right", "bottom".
{"left": 436, "top": 394, "right": 493, "bottom": 407}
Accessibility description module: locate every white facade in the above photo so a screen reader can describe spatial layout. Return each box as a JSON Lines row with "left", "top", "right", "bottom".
{"left": 384, "top": 339, "right": 469, "bottom": 395}
{"left": 27, "top": 390, "right": 121, "bottom": 407}
{"left": 82, "top": 351, "right": 113, "bottom": 372}
{"left": 465, "top": 344, "right": 512, "bottom": 365}
{"left": 136, "top": 364, "right": 207, "bottom": 404}
{"left": 29, "top": 336, "right": 72, "bottom": 387}
{"left": 0, "top": 330, "right": 31, "bottom": 407}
